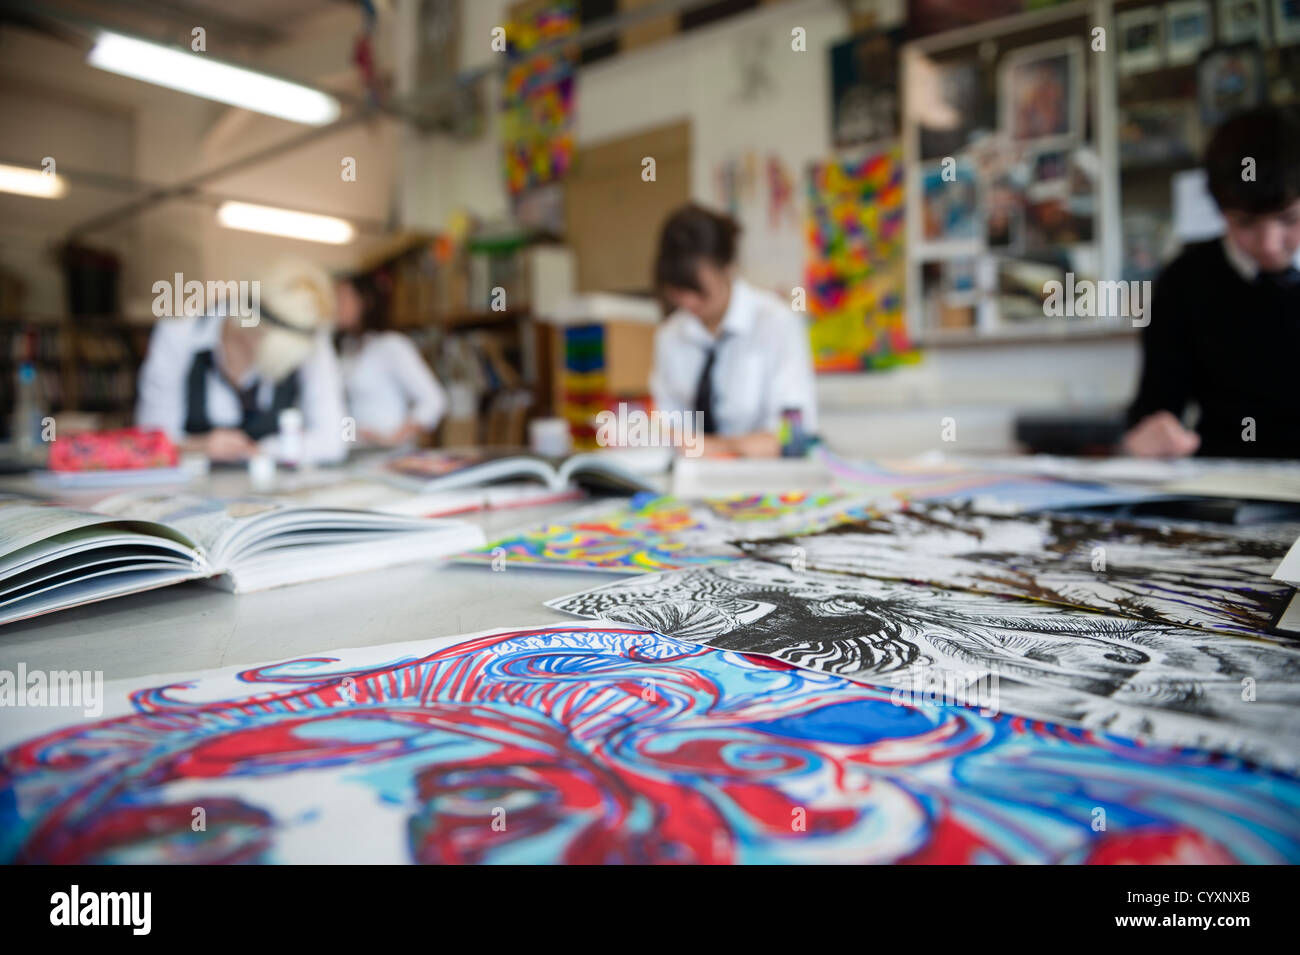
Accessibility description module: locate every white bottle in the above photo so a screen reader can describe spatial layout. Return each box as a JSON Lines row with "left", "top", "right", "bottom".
{"left": 13, "top": 362, "right": 45, "bottom": 463}
{"left": 277, "top": 407, "right": 304, "bottom": 468}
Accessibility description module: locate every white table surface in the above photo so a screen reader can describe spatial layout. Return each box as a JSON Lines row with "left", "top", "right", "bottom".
{"left": 0, "top": 463, "right": 623, "bottom": 683}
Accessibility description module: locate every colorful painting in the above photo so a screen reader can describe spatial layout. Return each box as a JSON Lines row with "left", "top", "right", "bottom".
{"left": 1197, "top": 44, "right": 1265, "bottom": 129}
{"left": 3, "top": 625, "right": 1297, "bottom": 863}
{"left": 999, "top": 38, "right": 1084, "bottom": 148}
{"left": 550, "top": 561, "right": 1300, "bottom": 771}
{"left": 919, "top": 157, "right": 982, "bottom": 254}
{"left": 501, "top": 1, "right": 577, "bottom": 196}
{"left": 804, "top": 149, "right": 917, "bottom": 372}
{"left": 455, "top": 492, "right": 874, "bottom": 574}
{"left": 737, "top": 502, "right": 1298, "bottom": 637}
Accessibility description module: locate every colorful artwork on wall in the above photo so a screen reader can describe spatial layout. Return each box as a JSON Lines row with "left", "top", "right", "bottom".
{"left": 501, "top": 1, "right": 578, "bottom": 196}
{"left": 999, "top": 38, "right": 1085, "bottom": 148}
{"left": 4, "top": 625, "right": 1297, "bottom": 863}
{"left": 804, "top": 149, "right": 917, "bottom": 372}
{"left": 919, "top": 157, "right": 982, "bottom": 255}
{"left": 712, "top": 149, "right": 803, "bottom": 291}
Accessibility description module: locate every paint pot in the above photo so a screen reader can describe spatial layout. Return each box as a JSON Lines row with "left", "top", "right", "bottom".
{"left": 248, "top": 452, "right": 275, "bottom": 491}
{"left": 530, "top": 417, "right": 571, "bottom": 458}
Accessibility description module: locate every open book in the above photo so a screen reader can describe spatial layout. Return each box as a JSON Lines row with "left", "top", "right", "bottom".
{"left": 0, "top": 494, "right": 485, "bottom": 627}
{"left": 382, "top": 447, "right": 668, "bottom": 496}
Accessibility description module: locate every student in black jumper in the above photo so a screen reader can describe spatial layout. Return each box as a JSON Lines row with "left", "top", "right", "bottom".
{"left": 1123, "top": 106, "right": 1300, "bottom": 459}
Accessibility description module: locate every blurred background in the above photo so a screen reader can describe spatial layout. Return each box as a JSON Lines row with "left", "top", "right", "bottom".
{"left": 2, "top": 0, "right": 1298, "bottom": 457}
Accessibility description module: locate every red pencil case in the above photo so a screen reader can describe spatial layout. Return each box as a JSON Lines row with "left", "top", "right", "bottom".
{"left": 49, "top": 428, "right": 179, "bottom": 472}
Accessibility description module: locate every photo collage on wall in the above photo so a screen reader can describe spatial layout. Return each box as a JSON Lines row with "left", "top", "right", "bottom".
{"left": 1116, "top": 0, "right": 1300, "bottom": 283}
{"left": 913, "top": 33, "right": 1099, "bottom": 336}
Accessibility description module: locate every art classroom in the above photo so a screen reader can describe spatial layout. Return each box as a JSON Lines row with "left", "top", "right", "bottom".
{"left": 1, "top": 0, "right": 1299, "bottom": 901}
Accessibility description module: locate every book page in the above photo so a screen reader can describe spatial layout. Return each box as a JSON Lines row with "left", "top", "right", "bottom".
{"left": 0, "top": 500, "right": 125, "bottom": 558}
{"left": 0, "top": 498, "right": 194, "bottom": 561}
{"left": 95, "top": 493, "right": 285, "bottom": 559}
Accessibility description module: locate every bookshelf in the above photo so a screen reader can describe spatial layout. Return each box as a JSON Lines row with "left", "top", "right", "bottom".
{"left": 1, "top": 314, "right": 146, "bottom": 441}
{"left": 349, "top": 231, "right": 558, "bottom": 448}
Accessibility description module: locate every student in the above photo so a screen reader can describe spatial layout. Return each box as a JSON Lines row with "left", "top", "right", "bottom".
{"left": 650, "top": 204, "right": 817, "bottom": 457}
{"left": 136, "top": 257, "right": 347, "bottom": 464}
{"left": 334, "top": 275, "right": 446, "bottom": 447}
{"left": 1124, "top": 106, "right": 1300, "bottom": 459}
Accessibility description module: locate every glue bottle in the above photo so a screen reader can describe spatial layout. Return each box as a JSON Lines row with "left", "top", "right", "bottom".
{"left": 277, "top": 407, "right": 303, "bottom": 469}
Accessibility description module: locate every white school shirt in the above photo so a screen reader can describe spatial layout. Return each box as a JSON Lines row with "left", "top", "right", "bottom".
{"left": 1222, "top": 235, "right": 1300, "bottom": 281}
{"left": 135, "top": 315, "right": 348, "bottom": 465}
{"left": 650, "top": 278, "right": 818, "bottom": 436}
{"left": 339, "top": 332, "right": 447, "bottom": 438}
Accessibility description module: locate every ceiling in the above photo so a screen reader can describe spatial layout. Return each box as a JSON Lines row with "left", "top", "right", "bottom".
{"left": 3, "top": 0, "right": 348, "bottom": 50}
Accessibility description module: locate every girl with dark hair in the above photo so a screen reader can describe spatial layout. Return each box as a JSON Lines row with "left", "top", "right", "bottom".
{"left": 335, "top": 275, "right": 447, "bottom": 448}
{"left": 649, "top": 203, "right": 817, "bottom": 457}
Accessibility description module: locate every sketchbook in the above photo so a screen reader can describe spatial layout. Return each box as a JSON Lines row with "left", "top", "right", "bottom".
{"left": 736, "top": 501, "right": 1299, "bottom": 637}
{"left": 3, "top": 623, "right": 1297, "bottom": 863}
{"left": 548, "top": 560, "right": 1300, "bottom": 771}
{"left": 0, "top": 494, "right": 485, "bottom": 626}
{"left": 381, "top": 446, "right": 665, "bottom": 496}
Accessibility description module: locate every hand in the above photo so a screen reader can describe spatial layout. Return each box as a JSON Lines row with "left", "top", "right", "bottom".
{"left": 202, "top": 428, "right": 257, "bottom": 462}
{"left": 697, "top": 432, "right": 781, "bottom": 458}
{"left": 359, "top": 421, "right": 423, "bottom": 448}
{"left": 1122, "top": 411, "right": 1200, "bottom": 458}
{"left": 729, "top": 432, "right": 781, "bottom": 458}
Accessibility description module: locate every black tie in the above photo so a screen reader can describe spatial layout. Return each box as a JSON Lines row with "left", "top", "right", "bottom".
{"left": 238, "top": 380, "right": 260, "bottom": 415}
{"left": 693, "top": 339, "right": 722, "bottom": 435}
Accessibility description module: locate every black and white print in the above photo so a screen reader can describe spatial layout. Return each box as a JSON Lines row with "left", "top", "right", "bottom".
{"left": 548, "top": 559, "right": 1300, "bottom": 770}
{"left": 735, "top": 502, "right": 1298, "bottom": 636}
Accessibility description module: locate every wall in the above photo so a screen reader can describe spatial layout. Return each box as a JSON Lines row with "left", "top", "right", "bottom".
{"left": 818, "top": 337, "right": 1138, "bottom": 457}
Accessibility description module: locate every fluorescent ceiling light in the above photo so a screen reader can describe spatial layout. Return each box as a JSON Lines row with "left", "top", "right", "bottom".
{"left": 87, "top": 32, "right": 340, "bottom": 126}
{"left": 217, "top": 201, "right": 355, "bottom": 244}
{"left": 0, "top": 163, "right": 67, "bottom": 199}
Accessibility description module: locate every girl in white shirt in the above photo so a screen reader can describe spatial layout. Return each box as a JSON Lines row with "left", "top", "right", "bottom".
{"left": 649, "top": 204, "right": 817, "bottom": 457}
{"left": 335, "top": 277, "right": 447, "bottom": 447}
{"left": 136, "top": 257, "right": 347, "bottom": 465}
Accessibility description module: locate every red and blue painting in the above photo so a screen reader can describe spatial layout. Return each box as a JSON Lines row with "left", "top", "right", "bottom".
{"left": 3, "top": 626, "right": 1297, "bottom": 864}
